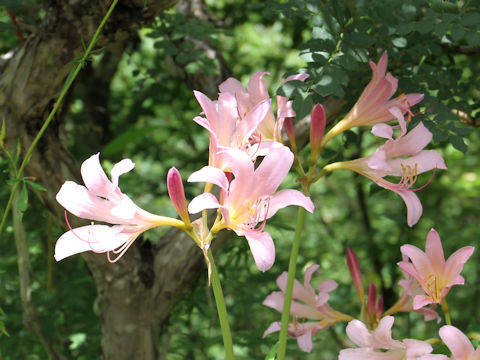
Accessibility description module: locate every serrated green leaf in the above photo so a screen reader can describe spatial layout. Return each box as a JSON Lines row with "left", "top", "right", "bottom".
{"left": 265, "top": 341, "right": 279, "bottom": 360}
{"left": 292, "top": 95, "right": 314, "bottom": 120}
{"left": 17, "top": 182, "right": 28, "bottom": 221}
{"left": 25, "top": 180, "right": 47, "bottom": 192}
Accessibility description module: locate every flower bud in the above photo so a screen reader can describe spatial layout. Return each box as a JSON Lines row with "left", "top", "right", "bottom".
{"left": 310, "top": 103, "right": 326, "bottom": 164}
{"left": 376, "top": 296, "right": 384, "bottom": 318}
{"left": 346, "top": 248, "right": 364, "bottom": 303}
{"left": 167, "top": 167, "right": 191, "bottom": 227}
{"left": 367, "top": 283, "right": 377, "bottom": 319}
{"left": 283, "top": 117, "right": 297, "bottom": 151}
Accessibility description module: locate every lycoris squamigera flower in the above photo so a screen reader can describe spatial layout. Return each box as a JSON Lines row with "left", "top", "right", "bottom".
{"left": 263, "top": 264, "right": 352, "bottom": 352}
{"left": 339, "top": 316, "right": 436, "bottom": 360}
{"left": 321, "top": 51, "right": 424, "bottom": 146}
{"left": 397, "top": 228, "right": 474, "bottom": 309}
{"left": 55, "top": 153, "right": 184, "bottom": 262}
{"left": 323, "top": 108, "right": 446, "bottom": 226}
{"left": 437, "top": 325, "right": 480, "bottom": 360}
{"left": 187, "top": 146, "right": 314, "bottom": 271}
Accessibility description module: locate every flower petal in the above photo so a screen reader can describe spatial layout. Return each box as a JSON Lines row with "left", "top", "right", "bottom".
{"left": 188, "top": 166, "right": 229, "bottom": 190}
{"left": 263, "top": 321, "right": 281, "bottom": 337}
{"left": 188, "top": 193, "right": 221, "bottom": 214}
{"left": 54, "top": 225, "right": 129, "bottom": 261}
{"left": 80, "top": 153, "right": 116, "bottom": 199}
{"left": 266, "top": 189, "right": 314, "bottom": 219}
{"left": 439, "top": 325, "right": 475, "bottom": 359}
{"left": 387, "top": 122, "right": 432, "bottom": 158}
{"left": 296, "top": 329, "right": 313, "bottom": 353}
{"left": 371, "top": 123, "right": 394, "bottom": 139}
{"left": 244, "top": 230, "right": 275, "bottom": 272}
{"left": 110, "top": 158, "right": 135, "bottom": 190}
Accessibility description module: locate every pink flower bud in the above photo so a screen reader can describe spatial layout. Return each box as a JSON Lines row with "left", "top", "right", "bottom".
{"left": 346, "top": 248, "right": 364, "bottom": 303}
{"left": 310, "top": 103, "right": 326, "bottom": 163}
{"left": 367, "top": 283, "right": 377, "bottom": 319}
{"left": 376, "top": 296, "right": 384, "bottom": 318}
{"left": 283, "top": 117, "right": 297, "bottom": 150}
{"left": 167, "top": 167, "right": 191, "bottom": 226}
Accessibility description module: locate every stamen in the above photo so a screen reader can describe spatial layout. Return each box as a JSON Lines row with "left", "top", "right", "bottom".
{"left": 107, "top": 237, "right": 135, "bottom": 263}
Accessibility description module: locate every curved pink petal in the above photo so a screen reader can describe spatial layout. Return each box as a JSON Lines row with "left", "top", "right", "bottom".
{"left": 317, "top": 280, "right": 338, "bottom": 295}
{"left": 244, "top": 230, "right": 275, "bottom": 272}
{"left": 387, "top": 150, "right": 447, "bottom": 177}
{"left": 403, "top": 339, "right": 433, "bottom": 358}
{"left": 266, "top": 189, "right": 314, "bottom": 219}
{"left": 193, "top": 90, "right": 218, "bottom": 124}
{"left": 368, "top": 149, "right": 390, "bottom": 171}
{"left": 187, "top": 166, "right": 229, "bottom": 190}
{"left": 216, "top": 93, "right": 238, "bottom": 144}
{"left": 237, "top": 98, "right": 272, "bottom": 140}
{"left": 425, "top": 229, "right": 446, "bottom": 271}
{"left": 252, "top": 146, "right": 294, "bottom": 198}
{"left": 399, "top": 245, "right": 431, "bottom": 277}
{"left": 371, "top": 123, "right": 394, "bottom": 139}
{"left": 345, "top": 319, "right": 374, "bottom": 347}
{"left": 263, "top": 321, "right": 281, "bottom": 337}
{"left": 444, "top": 246, "right": 474, "bottom": 282}
{"left": 439, "top": 325, "right": 475, "bottom": 359}
{"left": 188, "top": 193, "right": 221, "bottom": 214}
{"left": 275, "top": 272, "right": 316, "bottom": 307}
{"left": 413, "top": 294, "right": 434, "bottom": 309}
{"left": 304, "top": 264, "right": 320, "bottom": 293}
{"left": 109, "top": 196, "right": 137, "bottom": 219}
{"left": 247, "top": 72, "right": 270, "bottom": 102}
{"left": 376, "top": 181, "right": 422, "bottom": 226}
{"left": 110, "top": 158, "right": 135, "bottom": 190}
{"left": 80, "top": 153, "right": 117, "bottom": 199}
{"left": 296, "top": 329, "right": 313, "bottom": 353}
{"left": 55, "top": 225, "right": 129, "bottom": 261}
{"left": 387, "top": 122, "right": 432, "bottom": 158}
{"left": 56, "top": 181, "right": 130, "bottom": 224}
{"left": 219, "top": 77, "right": 245, "bottom": 95}
{"left": 263, "top": 291, "right": 285, "bottom": 313}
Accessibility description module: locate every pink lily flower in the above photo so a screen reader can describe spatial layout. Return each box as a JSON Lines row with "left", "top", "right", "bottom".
{"left": 187, "top": 146, "right": 314, "bottom": 271}
{"left": 384, "top": 254, "right": 441, "bottom": 322}
{"left": 339, "top": 316, "right": 436, "bottom": 360}
{"left": 437, "top": 325, "right": 480, "bottom": 360}
{"left": 55, "top": 153, "right": 184, "bottom": 262}
{"left": 219, "top": 72, "right": 309, "bottom": 143}
{"left": 193, "top": 90, "right": 271, "bottom": 171}
{"left": 324, "top": 108, "right": 447, "bottom": 226}
{"left": 398, "top": 228, "right": 474, "bottom": 310}
{"left": 263, "top": 264, "right": 352, "bottom": 352}
{"left": 321, "top": 51, "right": 424, "bottom": 146}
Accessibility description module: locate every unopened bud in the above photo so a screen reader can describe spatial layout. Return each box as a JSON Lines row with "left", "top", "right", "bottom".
{"left": 167, "top": 167, "right": 191, "bottom": 227}
{"left": 310, "top": 103, "right": 326, "bottom": 164}
{"left": 346, "top": 248, "right": 365, "bottom": 303}
{"left": 376, "top": 296, "right": 384, "bottom": 318}
{"left": 283, "top": 117, "right": 297, "bottom": 151}
{"left": 367, "top": 283, "right": 377, "bottom": 319}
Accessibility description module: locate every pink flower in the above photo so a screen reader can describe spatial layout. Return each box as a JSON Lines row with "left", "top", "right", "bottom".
{"left": 398, "top": 228, "right": 474, "bottom": 309}
{"left": 339, "top": 316, "right": 435, "bottom": 360}
{"left": 55, "top": 153, "right": 183, "bottom": 262}
{"left": 219, "top": 72, "right": 309, "bottom": 143}
{"left": 438, "top": 325, "right": 480, "bottom": 360}
{"left": 324, "top": 109, "right": 446, "bottom": 226}
{"left": 263, "top": 264, "right": 352, "bottom": 352}
{"left": 193, "top": 89, "right": 271, "bottom": 171}
{"left": 187, "top": 146, "right": 314, "bottom": 271}
{"left": 321, "top": 51, "right": 424, "bottom": 146}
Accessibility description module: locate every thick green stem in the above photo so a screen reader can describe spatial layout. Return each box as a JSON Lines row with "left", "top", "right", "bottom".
{"left": 0, "top": 0, "right": 119, "bottom": 238}
{"left": 277, "top": 206, "right": 307, "bottom": 360}
{"left": 208, "top": 249, "right": 234, "bottom": 360}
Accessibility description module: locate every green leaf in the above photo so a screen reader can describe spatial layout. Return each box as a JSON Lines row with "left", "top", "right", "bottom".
{"left": 450, "top": 135, "right": 467, "bottom": 153}
{"left": 277, "top": 80, "right": 305, "bottom": 98}
{"left": 466, "top": 31, "right": 480, "bottom": 46}
{"left": 25, "top": 179, "right": 47, "bottom": 192}
{"left": 17, "top": 182, "right": 28, "bottom": 221}
{"left": 0, "top": 0, "right": 21, "bottom": 10}
{"left": 1, "top": 117, "right": 6, "bottom": 147}
{"left": 430, "top": 0, "right": 459, "bottom": 14}
{"left": 450, "top": 26, "right": 465, "bottom": 42}
{"left": 392, "top": 37, "right": 407, "bottom": 48}
{"left": 264, "top": 341, "right": 279, "bottom": 360}
{"left": 292, "top": 93, "right": 314, "bottom": 120}
{"left": 460, "top": 12, "right": 480, "bottom": 27}
{"left": 416, "top": 19, "right": 434, "bottom": 34}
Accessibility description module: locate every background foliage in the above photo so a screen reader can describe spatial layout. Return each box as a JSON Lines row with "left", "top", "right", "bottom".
{"left": 1, "top": 0, "right": 479, "bottom": 358}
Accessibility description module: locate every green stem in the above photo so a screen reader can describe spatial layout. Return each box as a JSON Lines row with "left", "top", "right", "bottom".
{"left": 277, "top": 206, "right": 307, "bottom": 360}
{"left": 208, "top": 249, "right": 234, "bottom": 360}
{"left": 441, "top": 299, "right": 451, "bottom": 325}
{"left": 0, "top": 0, "right": 119, "bottom": 238}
